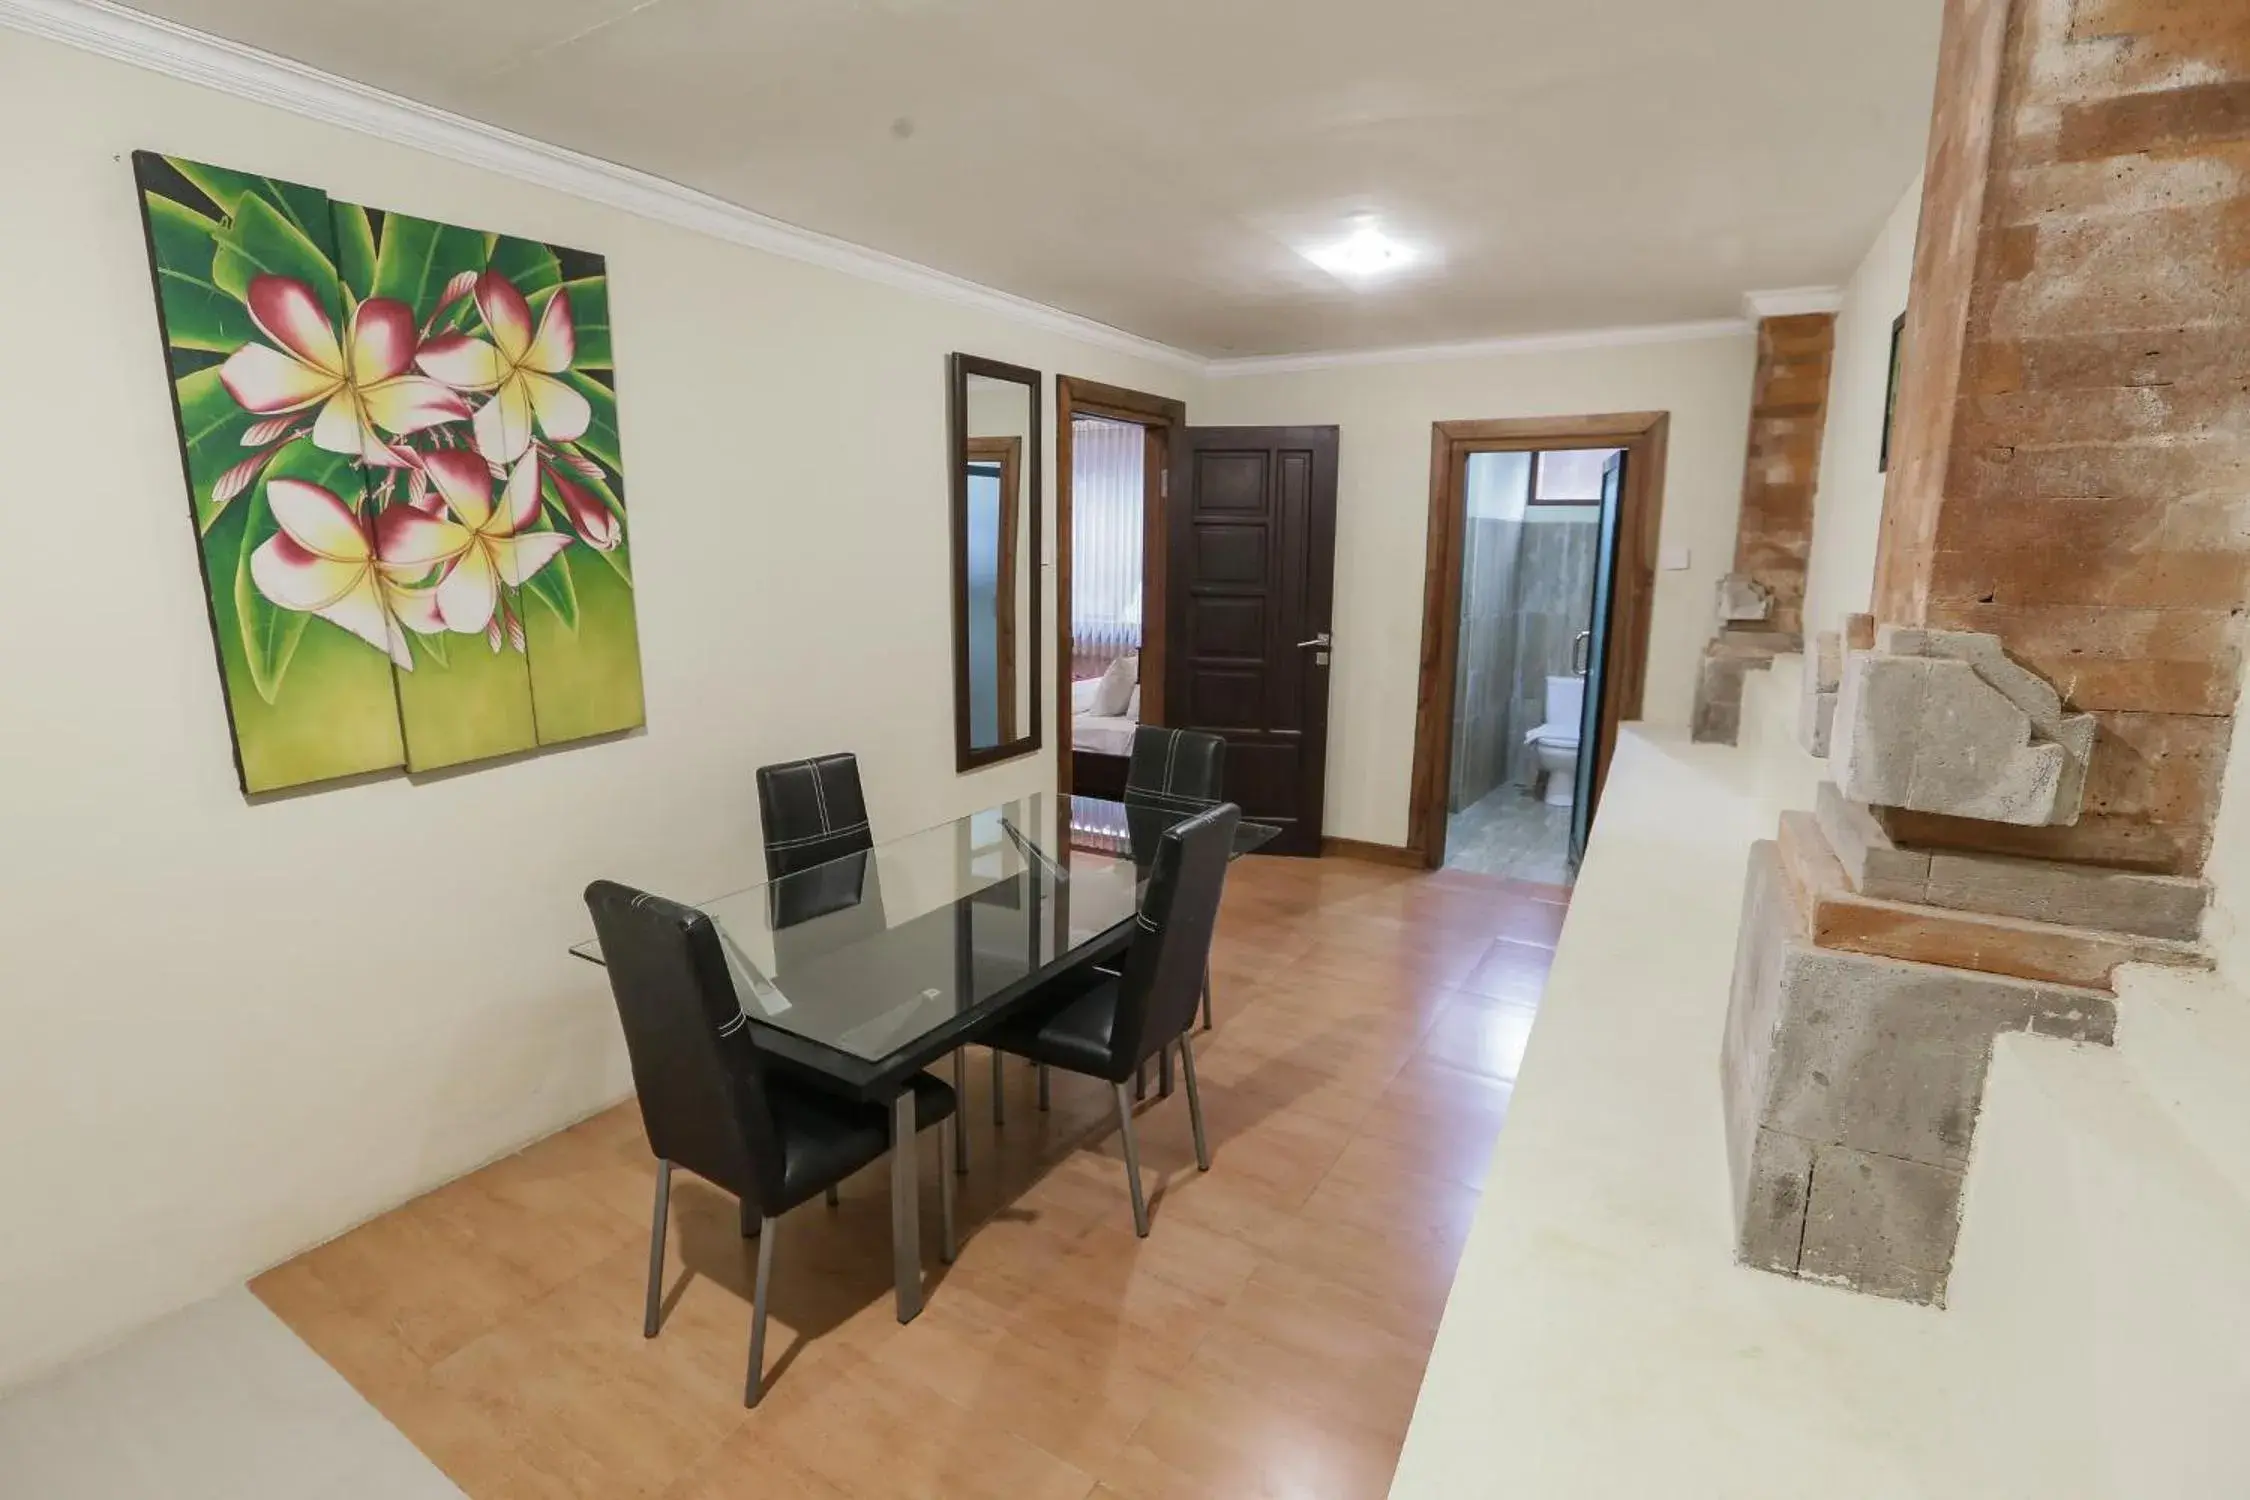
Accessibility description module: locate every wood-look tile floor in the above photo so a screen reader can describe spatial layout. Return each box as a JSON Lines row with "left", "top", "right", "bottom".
{"left": 253, "top": 856, "right": 1566, "bottom": 1500}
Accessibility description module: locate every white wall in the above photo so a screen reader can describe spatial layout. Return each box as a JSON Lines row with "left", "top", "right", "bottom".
{"left": 0, "top": 30, "right": 1196, "bottom": 1392}
{"left": 1203, "top": 335, "right": 1758, "bottom": 846}
{"left": 1801, "top": 176, "right": 1923, "bottom": 642}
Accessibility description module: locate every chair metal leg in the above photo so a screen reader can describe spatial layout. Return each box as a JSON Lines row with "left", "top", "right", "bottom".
{"left": 643, "top": 1160, "right": 672, "bottom": 1338}
{"left": 1202, "top": 965, "right": 1214, "bottom": 1031}
{"left": 1159, "top": 1044, "right": 1174, "bottom": 1098}
{"left": 938, "top": 1116, "right": 958, "bottom": 1264}
{"left": 891, "top": 1090, "right": 924, "bottom": 1322}
{"left": 745, "top": 1213, "right": 776, "bottom": 1407}
{"left": 952, "top": 1050, "right": 969, "bottom": 1175}
{"left": 1112, "top": 1083, "right": 1151, "bottom": 1238}
{"left": 1037, "top": 1065, "right": 1050, "bottom": 1111}
{"left": 992, "top": 1049, "right": 1005, "bottom": 1127}
{"left": 1179, "top": 1034, "right": 1211, "bottom": 1172}
{"left": 825, "top": 1184, "right": 840, "bottom": 1208}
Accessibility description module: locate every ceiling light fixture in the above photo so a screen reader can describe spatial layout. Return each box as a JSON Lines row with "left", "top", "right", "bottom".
{"left": 1302, "top": 218, "right": 1415, "bottom": 281}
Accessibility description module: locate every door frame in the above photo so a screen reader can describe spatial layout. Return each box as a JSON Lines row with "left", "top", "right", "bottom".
{"left": 1405, "top": 411, "right": 1671, "bottom": 870}
{"left": 1054, "top": 376, "right": 1186, "bottom": 797}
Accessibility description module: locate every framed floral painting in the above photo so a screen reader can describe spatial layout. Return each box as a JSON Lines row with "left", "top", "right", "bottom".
{"left": 131, "top": 152, "right": 644, "bottom": 794}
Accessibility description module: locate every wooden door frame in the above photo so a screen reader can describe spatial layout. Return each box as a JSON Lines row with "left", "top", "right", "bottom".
{"left": 1405, "top": 412, "right": 1671, "bottom": 870}
{"left": 1054, "top": 376, "right": 1186, "bottom": 797}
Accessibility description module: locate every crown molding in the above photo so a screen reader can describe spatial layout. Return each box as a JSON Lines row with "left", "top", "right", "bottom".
{"left": 1741, "top": 285, "right": 1844, "bottom": 320}
{"left": 1203, "top": 317, "right": 1753, "bottom": 379}
{"left": 0, "top": 0, "right": 1208, "bottom": 372}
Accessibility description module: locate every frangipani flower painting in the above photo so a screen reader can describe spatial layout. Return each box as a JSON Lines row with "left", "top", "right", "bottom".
{"left": 132, "top": 152, "right": 644, "bottom": 793}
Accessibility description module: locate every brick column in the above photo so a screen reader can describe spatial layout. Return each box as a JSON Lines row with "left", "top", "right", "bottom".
{"left": 1720, "top": 0, "right": 2249, "bottom": 1306}
{"left": 1872, "top": 0, "right": 2250, "bottom": 875}
{"left": 1690, "top": 312, "right": 1837, "bottom": 742}
{"left": 1733, "top": 313, "right": 1838, "bottom": 640}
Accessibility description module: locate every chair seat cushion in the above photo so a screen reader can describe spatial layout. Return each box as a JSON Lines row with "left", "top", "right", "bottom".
{"left": 764, "top": 1069, "right": 956, "bottom": 1212}
{"left": 984, "top": 968, "right": 1127, "bottom": 1082}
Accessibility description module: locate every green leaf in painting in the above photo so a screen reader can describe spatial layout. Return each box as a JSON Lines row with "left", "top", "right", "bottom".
{"left": 371, "top": 212, "right": 489, "bottom": 325}
{"left": 333, "top": 202, "right": 378, "bottom": 303}
{"left": 519, "top": 542, "right": 580, "bottom": 635}
{"left": 211, "top": 192, "right": 342, "bottom": 315}
{"left": 408, "top": 626, "right": 451, "bottom": 669}
{"left": 164, "top": 158, "right": 331, "bottom": 247}
{"left": 527, "top": 278, "right": 611, "bottom": 369}
{"left": 231, "top": 480, "right": 312, "bottom": 704}
{"left": 561, "top": 370, "right": 623, "bottom": 474}
{"left": 144, "top": 194, "right": 259, "bottom": 354}
{"left": 489, "top": 237, "right": 563, "bottom": 299}
{"left": 176, "top": 366, "right": 264, "bottom": 532}
{"left": 262, "top": 438, "right": 367, "bottom": 504}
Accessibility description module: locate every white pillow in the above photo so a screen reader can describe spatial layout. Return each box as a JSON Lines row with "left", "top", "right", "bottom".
{"left": 1126, "top": 684, "right": 1142, "bottom": 721}
{"left": 1071, "top": 676, "right": 1102, "bottom": 715}
{"left": 1092, "top": 654, "right": 1136, "bottom": 717}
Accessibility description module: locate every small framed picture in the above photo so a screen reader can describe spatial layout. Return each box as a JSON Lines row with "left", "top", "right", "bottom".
{"left": 1880, "top": 311, "right": 1907, "bottom": 473}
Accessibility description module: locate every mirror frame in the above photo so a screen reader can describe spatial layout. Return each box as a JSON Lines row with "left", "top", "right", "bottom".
{"left": 948, "top": 352, "right": 1044, "bottom": 773}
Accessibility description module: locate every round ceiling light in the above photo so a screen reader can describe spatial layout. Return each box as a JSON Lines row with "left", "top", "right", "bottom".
{"left": 1302, "top": 218, "right": 1416, "bottom": 281}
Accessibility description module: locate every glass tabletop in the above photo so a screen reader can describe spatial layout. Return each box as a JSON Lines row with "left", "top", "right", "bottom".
{"left": 572, "top": 793, "right": 1279, "bottom": 1093}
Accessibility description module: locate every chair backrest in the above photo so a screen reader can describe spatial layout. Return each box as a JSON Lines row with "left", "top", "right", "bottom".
{"left": 756, "top": 753, "right": 873, "bottom": 880}
{"left": 584, "top": 880, "right": 785, "bottom": 1212}
{"left": 1123, "top": 727, "right": 1226, "bottom": 814}
{"left": 1110, "top": 802, "right": 1241, "bottom": 1071}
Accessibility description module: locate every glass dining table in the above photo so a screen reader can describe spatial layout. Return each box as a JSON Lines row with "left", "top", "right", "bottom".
{"left": 570, "top": 791, "right": 1279, "bottom": 1320}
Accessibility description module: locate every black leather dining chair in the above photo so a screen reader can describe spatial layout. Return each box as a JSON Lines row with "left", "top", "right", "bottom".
{"left": 756, "top": 752, "right": 874, "bottom": 879}
{"left": 584, "top": 880, "right": 958, "bottom": 1407}
{"left": 981, "top": 802, "right": 1240, "bottom": 1237}
{"left": 1124, "top": 726, "right": 1226, "bottom": 1035}
{"left": 757, "top": 751, "right": 982, "bottom": 1174}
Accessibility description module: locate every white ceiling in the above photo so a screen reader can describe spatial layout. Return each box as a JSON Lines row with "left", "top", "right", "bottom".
{"left": 124, "top": 0, "right": 1943, "bottom": 358}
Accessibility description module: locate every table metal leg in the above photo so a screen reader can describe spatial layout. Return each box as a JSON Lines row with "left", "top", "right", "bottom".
{"left": 891, "top": 1090, "right": 923, "bottom": 1323}
{"left": 938, "top": 1116, "right": 957, "bottom": 1264}
{"left": 951, "top": 1050, "right": 969, "bottom": 1175}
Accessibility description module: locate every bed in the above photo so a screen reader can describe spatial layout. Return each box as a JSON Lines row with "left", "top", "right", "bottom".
{"left": 1070, "top": 658, "right": 1140, "bottom": 798}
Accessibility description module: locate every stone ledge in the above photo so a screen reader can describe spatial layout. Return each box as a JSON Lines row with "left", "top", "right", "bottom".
{"left": 1778, "top": 810, "right": 2204, "bottom": 991}
{"left": 1814, "top": 781, "right": 2207, "bottom": 941}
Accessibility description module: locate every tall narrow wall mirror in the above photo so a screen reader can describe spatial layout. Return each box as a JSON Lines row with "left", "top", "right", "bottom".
{"left": 949, "top": 353, "right": 1043, "bottom": 772}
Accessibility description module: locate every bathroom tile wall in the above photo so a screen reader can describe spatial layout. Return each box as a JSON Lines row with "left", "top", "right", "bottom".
{"left": 1503, "top": 513, "right": 1600, "bottom": 788}
{"left": 1450, "top": 515, "right": 1524, "bottom": 810}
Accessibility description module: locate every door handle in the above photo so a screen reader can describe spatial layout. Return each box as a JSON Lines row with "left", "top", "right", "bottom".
{"left": 1572, "top": 630, "right": 1591, "bottom": 676}
{"left": 1296, "top": 632, "right": 1332, "bottom": 649}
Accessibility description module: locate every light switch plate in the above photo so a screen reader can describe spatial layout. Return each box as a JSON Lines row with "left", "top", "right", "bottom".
{"left": 1660, "top": 544, "right": 1692, "bottom": 571}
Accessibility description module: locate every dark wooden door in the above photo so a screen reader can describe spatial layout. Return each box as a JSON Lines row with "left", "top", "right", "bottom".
{"left": 1569, "top": 450, "right": 1627, "bottom": 867}
{"left": 1165, "top": 427, "right": 1339, "bottom": 856}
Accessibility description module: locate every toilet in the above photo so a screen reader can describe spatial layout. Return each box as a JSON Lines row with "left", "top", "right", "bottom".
{"left": 1524, "top": 674, "right": 1586, "bottom": 808}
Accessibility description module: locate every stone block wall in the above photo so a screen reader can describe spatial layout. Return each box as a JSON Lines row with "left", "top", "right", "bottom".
{"left": 1873, "top": 0, "right": 2250, "bottom": 875}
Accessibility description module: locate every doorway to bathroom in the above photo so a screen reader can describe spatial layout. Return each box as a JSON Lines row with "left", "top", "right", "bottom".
{"left": 1405, "top": 412, "right": 1670, "bottom": 879}
{"left": 1444, "top": 449, "right": 1610, "bottom": 881}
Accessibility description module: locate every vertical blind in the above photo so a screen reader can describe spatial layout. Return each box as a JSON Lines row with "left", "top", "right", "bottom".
{"left": 1070, "top": 416, "right": 1145, "bottom": 673}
